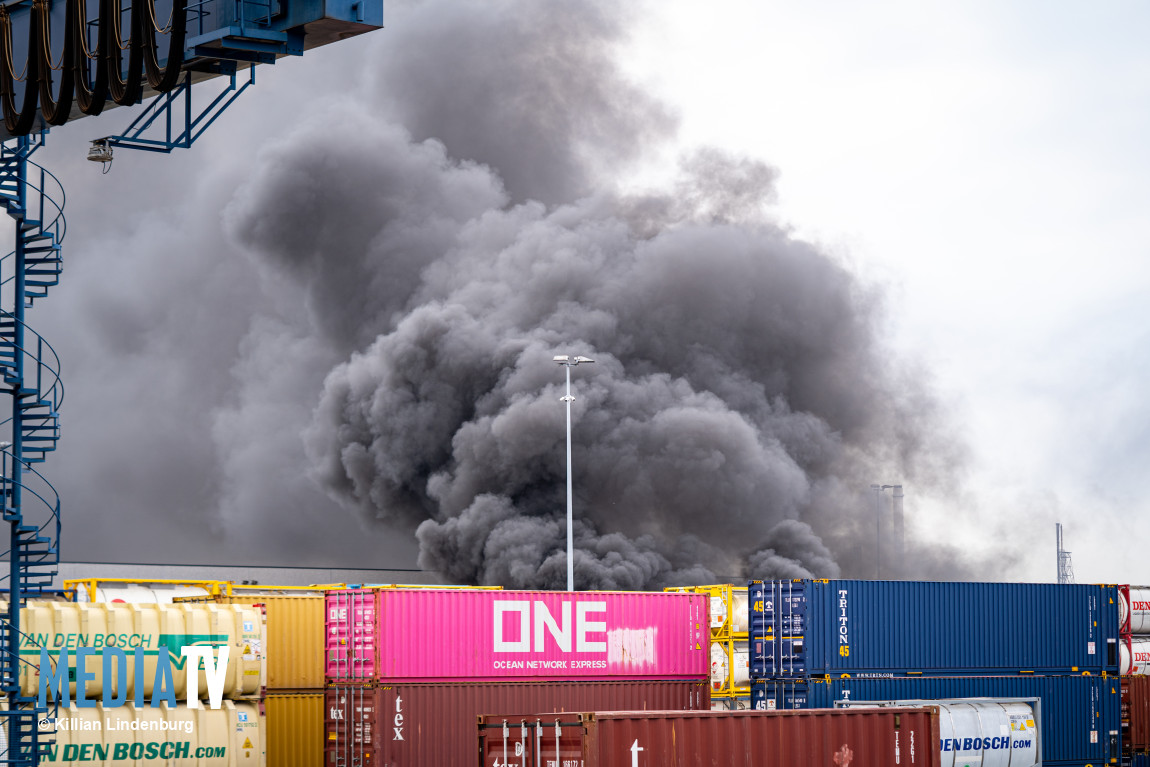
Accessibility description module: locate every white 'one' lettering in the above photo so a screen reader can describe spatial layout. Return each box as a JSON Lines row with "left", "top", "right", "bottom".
{"left": 494, "top": 602, "right": 531, "bottom": 652}
{"left": 535, "top": 602, "right": 572, "bottom": 653}
{"left": 577, "top": 602, "right": 607, "bottom": 652}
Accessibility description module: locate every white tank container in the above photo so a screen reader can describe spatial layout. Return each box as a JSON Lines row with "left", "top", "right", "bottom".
{"left": 709, "top": 640, "right": 749, "bottom": 692}
{"left": 839, "top": 699, "right": 1039, "bottom": 767}
{"left": 1122, "top": 636, "right": 1150, "bottom": 674}
{"left": 1121, "top": 587, "right": 1150, "bottom": 634}
{"left": 78, "top": 584, "right": 214, "bottom": 604}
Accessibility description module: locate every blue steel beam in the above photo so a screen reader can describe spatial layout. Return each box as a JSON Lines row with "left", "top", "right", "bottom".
{"left": 0, "top": 0, "right": 382, "bottom": 140}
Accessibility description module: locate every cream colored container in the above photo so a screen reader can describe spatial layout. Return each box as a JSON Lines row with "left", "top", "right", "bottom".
{"left": 264, "top": 691, "right": 323, "bottom": 766}
{"left": 37, "top": 699, "right": 264, "bottom": 766}
{"left": 3, "top": 599, "right": 265, "bottom": 702}
{"left": 179, "top": 594, "right": 324, "bottom": 690}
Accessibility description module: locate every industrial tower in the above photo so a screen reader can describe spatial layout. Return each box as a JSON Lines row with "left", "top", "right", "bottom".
{"left": 0, "top": 0, "right": 382, "bottom": 761}
{"left": 1056, "top": 522, "right": 1075, "bottom": 585}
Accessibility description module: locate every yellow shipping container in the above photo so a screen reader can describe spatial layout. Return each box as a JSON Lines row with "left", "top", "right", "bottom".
{"left": 179, "top": 592, "right": 325, "bottom": 690}
{"left": 2, "top": 599, "right": 265, "bottom": 702}
{"left": 264, "top": 692, "right": 323, "bottom": 767}
{"left": 665, "top": 584, "right": 749, "bottom": 638}
{"left": 37, "top": 699, "right": 265, "bottom": 766}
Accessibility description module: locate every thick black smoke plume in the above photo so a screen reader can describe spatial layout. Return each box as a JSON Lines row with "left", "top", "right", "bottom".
{"left": 39, "top": 0, "right": 970, "bottom": 583}
{"left": 220, "top": 0, "right": 967, "bottom": 587}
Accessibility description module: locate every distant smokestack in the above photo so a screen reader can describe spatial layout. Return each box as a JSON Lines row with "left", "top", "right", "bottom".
{"left": 892, "top": 485, "right": 904, "bottom": 579}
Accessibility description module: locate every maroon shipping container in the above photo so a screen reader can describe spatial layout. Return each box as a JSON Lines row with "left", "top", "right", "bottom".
{"left": 478, "top": 707, "right": 942, "bottom": 767}
{"left": 1126, "top": 675, "right": 1150, "bottom": 753}
{"left": 324, "top": 680, "right": 709, "bottom": 766}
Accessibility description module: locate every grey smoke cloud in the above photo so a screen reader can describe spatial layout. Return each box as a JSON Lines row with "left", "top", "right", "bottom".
{"left": 367, "top": 0, "right": 677, "bottom": 205}
{"left": 25, "top": 0, "right": 975, "bottom": 584}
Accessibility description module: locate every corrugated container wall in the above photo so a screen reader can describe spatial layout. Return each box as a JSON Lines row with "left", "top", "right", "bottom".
{"left": 324, "top": 680, "right": 709, "bottom": 766}
{"left": 477, "top": 707, "right": 941, "bottom": 767}
{"left": 264, "top": 691, "right": 323, "bottom": 767}
{"left": 325, "top": 588, "right": 709, "bottom": 683}
{"left": 1126, "top": 675, "right": 1150, "bottom": 754}
{"left": 181, "top": 594, "right": 326, "bottom": 689}
{"left": 751, "top": 674, "right": 1120, "bottom": 767}
{"left": 39, "top": 699, "right": 264, "bottom": 766}
{"left": 749, "top": 579, "right": 1120, "bottom": 677}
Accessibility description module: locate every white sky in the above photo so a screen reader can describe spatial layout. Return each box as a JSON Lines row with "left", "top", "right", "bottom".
{"left": 624, "top": 2, "right": 1150, "bottom": 583}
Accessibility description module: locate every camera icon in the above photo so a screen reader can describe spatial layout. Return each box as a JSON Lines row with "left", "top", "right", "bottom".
{"left": 37, "top": 718, "right": 54, "bottom": 730}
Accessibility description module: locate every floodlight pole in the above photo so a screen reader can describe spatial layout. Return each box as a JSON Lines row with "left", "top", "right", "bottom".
{"left": 554, "top": 355, "right": 594, "bottom": 591}
{"left": 563, "top": 365, "right": 574, "bottom": 591}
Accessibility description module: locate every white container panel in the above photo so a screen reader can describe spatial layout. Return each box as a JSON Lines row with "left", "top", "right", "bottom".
{"left": 841, "top": 698, "right": 1038, "bottom": 767}
{"left": 1123, "top": 636, "right": 1150, "bottom": 674}
{"left": 730, "top": 591, "right": 749, "bottom": 634}
{"left": 1126, "top": 588, "right": 1150, "bottom": 634}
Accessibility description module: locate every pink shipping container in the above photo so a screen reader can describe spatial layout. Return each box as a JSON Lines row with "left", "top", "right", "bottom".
{"left": 325, "top": 588, "right": 709, "bottom": 682}
{"left": 324, "top": 680, "right": 710, "bottom": 767}
{"left": 477, "top": 707, "right": 943, "bottom": 767}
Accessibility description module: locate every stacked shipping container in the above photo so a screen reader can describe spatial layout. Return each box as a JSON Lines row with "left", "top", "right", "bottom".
{"left": 665, "top": 584, "right": 750, "bottom": 708}
{"left": 324, "top": 587, "right": 711, "bottom": 765}
{"left": 1120, "top": 585, "right": 1150, "bottom": 766}
{"left": 749, "top": 579, "right": 1123, "bottom": 767}
{"left": 182, "top": 587, "right": 331, "bottom": 767}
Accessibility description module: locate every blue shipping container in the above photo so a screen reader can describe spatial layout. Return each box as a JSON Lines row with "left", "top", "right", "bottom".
{"left": 749, "top": 579, "right": 1120, "bottom": 678}
{"left": 751, "top": 675, "right": 1120, "bottom": 767}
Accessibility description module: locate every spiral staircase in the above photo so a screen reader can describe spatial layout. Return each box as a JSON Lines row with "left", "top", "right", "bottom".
{"left": 0, "top": 134, "right": 64, "bottom": 765}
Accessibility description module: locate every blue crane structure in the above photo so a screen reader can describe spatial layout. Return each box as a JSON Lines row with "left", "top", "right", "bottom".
{"left": 0, "top": 0, "right": 382, "bottom": 760}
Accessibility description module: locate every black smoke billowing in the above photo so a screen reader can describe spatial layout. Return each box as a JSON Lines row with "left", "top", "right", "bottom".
{"left": 41, "top": 0, "right": 971, "bottom": 584}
